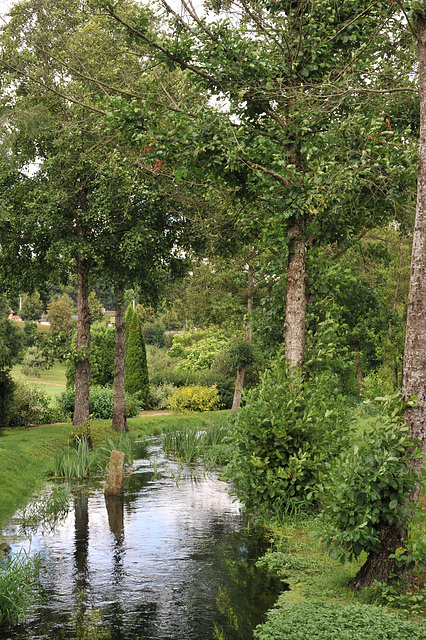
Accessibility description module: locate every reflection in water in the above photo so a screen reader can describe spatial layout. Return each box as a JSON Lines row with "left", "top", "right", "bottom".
{"left": 1, "top": 439, "right": 283, "bottom": 640}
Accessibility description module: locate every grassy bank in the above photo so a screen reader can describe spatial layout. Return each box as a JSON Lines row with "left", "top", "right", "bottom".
{"left": 11, "top": 361, "right": 67, "bottom": 398}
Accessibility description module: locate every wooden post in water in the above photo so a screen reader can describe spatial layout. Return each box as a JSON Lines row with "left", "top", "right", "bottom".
{"left": 104, "top": 450, "right": 125, "bottom": 496}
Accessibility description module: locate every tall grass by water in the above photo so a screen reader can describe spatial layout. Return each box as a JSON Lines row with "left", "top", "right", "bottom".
{"left": 52, "top": 433, "right": 133, "bottom": 480}
{"left": 0, "top": 551, "right": 43, "bottom": 625}
{"left": 162, "top": 420, "right": 231, "bottom": 465}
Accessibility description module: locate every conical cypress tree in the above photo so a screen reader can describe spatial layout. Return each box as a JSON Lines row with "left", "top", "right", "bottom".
{"left": 125, "top": 305, "right": 149, "bottom": 403}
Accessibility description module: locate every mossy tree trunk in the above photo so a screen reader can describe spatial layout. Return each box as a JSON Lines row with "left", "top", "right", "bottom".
{"left": 284, "top": 221, "right": 307, "bottom": 370}
{"left": 351, "top": 11, "right": 426, "bottom": 589}
{"left": 73, "top": 252, "right": 91, "bottom": 430}
{"left": 112, "top": 283, "right": 128, "bottom": 431}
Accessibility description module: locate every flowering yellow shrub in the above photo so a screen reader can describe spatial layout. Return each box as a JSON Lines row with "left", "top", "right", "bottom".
{"left": 167, "top": 384, "right": 221, "bottom": 413}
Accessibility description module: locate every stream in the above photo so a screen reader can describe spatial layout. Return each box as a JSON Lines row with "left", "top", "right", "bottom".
{"left": 0, "top": 439, "right": 283, "bottom": 640}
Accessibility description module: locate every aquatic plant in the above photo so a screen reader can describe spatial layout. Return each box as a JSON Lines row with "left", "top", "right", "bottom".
{"left": 0, "top": 551, "right": 43, "bottom": 625}
{"left": 19, "top": 485, "right": 70, "bottom": 531}
{"left": 51, "top": 433, "right": 134, "bottom": 480}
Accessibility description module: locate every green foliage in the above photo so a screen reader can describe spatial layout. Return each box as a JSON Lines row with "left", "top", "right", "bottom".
{"left": 168, "top": 384, "right": 221, "bottom": 412}
{"left": 88, "top": 291, "right": 103, "bottom": 324}
{"left": 167, "top": 328, "right": 231, "bottom": 371}
{"left": 0, "top": 551, "right": 43, "bottom": 626}
{"left": 66, "top": 324, "right": 116, "bottom": 387}
{"left": 8, "top": 381, "right": 60, "bottom": 428}
{"left": 125, "top": 305, "right": 149, "bottom": 402}
{"left": 56, "top": 385, "right": 140, "bottom": 420}
{"left": 47, "top": 298, "right": 74, "bottom": 335}
{"left": 319, "top": 394, "right": 423, "bottom": 566}
{"left": 227, "top": 340, "right": 256, "bottom": 370}
{"left": 254, "top": 600, "right": 426, "bottom": 640}
{"left": 226, "top": 347, "right": 353, "bottom": 513}
{"left": 21, "top": 346, "right": 50, "bottom": 378}
{"left": 361, "top": 578, "right": 426, "bottom": 616}
{"left": 88, "top": 324, "right": 115, "bottom": 386}
{"left": 145, "top": 381, "right": 176, "bottom": 410}
{"left": 0, "top": 371, "right": 14, "bottom": 429}
{"left": 361, "top": 367, "right": 396, "bottom": 401}
{"left": 20, "top": 291, "right": 44, "bottom": 321}
{"left": 52, "top": 432, "right": 133, "bottom": 479}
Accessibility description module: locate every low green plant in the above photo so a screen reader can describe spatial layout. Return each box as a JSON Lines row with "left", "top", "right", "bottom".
{"left": 319, "top": 394, "right": 423, "bottom": 567}
{"left": 226, "top": 347, "right": 353, "bottom": 514}
{"left": 57, "top": 385, "right": 139, "bottom": 420}
{"left": 168, "top": 384, "right": 221, "bottom": 412}
{"left": 145, "top": 382, "right": 176, "bottom": 410}
{"left": 361, "top": 579, "right": 426, "bottom": 616}
{"left": 253, "top": 600, "right": 426, "bottom": 640}
{"left": 8, "top": 381, "right": 61, "bottom": 427}
{"left": 0, "top": 551, "right": 43, "bottom": 625}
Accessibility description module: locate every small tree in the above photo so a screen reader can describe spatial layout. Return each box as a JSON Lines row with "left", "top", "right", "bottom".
{"left": 47, "top": 299, "right": 74, "bottom": 335}
{"left": 125, "top": 305, "right": 149, "bottom": 403}
{"left": 20, "top": 292, "right": 44, "bottom": 321}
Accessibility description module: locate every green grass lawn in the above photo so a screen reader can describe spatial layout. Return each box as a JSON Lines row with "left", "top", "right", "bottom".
{"left": 11, "top": 361, "right": 67, "bottom": 398}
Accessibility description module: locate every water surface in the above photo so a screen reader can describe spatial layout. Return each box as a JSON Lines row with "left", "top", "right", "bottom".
{"left": 1, "top": 439, "right": 282, "bottom": 640}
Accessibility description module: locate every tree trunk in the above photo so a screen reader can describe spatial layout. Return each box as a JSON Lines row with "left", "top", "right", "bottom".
{"left": 73, "top": 254, "right": 91, "bottom": 430}
{"left": 349, "top": 522, "right": 405, "bottom": 589}
{"left": 112, "top": 282, "right": 128, "bottom": 431}
{"left": 232, "top": 366, "right": 246, "bottom": 412}
{"left": 354, "top": 343, "right": 362, "bottom": 391}
{"left": 401, "top": 13, "right": 426, "bottom": 505}
{"left": 284, "top": 222, "right": 307, "bottom": 369}
{"left": 232, "top": 262, "right": 254, "bottom": 412}
{"left": 351, "top": 15, "right": 426, "bottom": 589}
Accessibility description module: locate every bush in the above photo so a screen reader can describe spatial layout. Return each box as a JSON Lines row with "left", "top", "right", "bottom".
{"left": 361, "top": 367, "right": 395, "bottom": 401}
{"left": 56, "top": 385, "right": 140, "bottom": 420}
{"left": 66, "top": 324, "right": 115, "bottom": 387}
{"left": 167, "top": 328, "right": 231, "bottom": 371}
{"left": 149, "top": 366, "right": 234, "bottom": 410}
{"left": 226, "top": 347, "right": 353, "bottom": 514}
{"left": 254, "top": 600, "right": 426, "bottom": 640}
{"left": 319, "top": 394, "right": 423, "bottom": 567}
{"left": 21, "top": 346, "right": 49, "bottom": 378}
{"left": 145, "top": 382, "right": 176, "bottom": 410}
{"left": 168, "top": 384, "right": 221, "bottom": 413}
{"left": 8, "top": 381, "right": 61, "bottom": 427}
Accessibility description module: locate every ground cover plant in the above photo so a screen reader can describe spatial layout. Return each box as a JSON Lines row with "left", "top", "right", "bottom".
{"left": 253, "top": 600, "right": 426, "bottom": 640}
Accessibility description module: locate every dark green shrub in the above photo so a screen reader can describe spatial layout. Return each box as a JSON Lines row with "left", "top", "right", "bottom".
{"left": 125, "top": 305, "right": 149, "bottom": 403}
{"left": 226, "top": 347, "right": 353, "bottom": 513}
{"left": 8, "top": 381, "right": 60, "bottom": 427}
{"left": 57, "top": 385, "right": 140, "bottom": 420}
{"left": 319, "top": 394, "right": 423, "bottom": 567}
{"left": 66, "top": 324, "right": 115, "bottom": 387}
{"left": 254, "top": 600, "right": 426, "bottom": 640}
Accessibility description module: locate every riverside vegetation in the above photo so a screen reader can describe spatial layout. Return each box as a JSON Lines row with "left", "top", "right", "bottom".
{"left": 0, "top": 400, "right": 425, "bottom": 638}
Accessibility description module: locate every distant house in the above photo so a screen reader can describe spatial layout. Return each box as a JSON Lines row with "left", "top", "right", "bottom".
{"left": 8, "top": 309, "right": 23, "bottom": 322}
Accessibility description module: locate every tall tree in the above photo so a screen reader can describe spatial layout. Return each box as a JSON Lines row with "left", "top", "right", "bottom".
{"left": 101, "top": 0, "right": 416, "bottom": 369}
